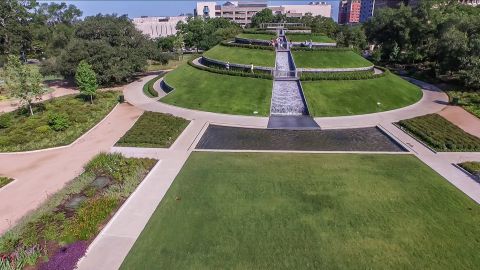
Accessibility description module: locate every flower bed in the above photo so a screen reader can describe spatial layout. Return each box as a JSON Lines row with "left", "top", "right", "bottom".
{"left": 398, "top": 114, "right": 480, "bottom": 152}
{"left": 0, "top": 153, "right": 157, "bottom": 269}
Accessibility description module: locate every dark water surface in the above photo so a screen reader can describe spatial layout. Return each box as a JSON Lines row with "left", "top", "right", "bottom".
{"left": 196, "top": 125, "right": 406, "bottom": 152}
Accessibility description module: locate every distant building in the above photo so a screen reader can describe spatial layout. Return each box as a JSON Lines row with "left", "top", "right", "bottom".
{"left": 133, "top": 16, "right": 187, "bottom": 38}
{"left": 195, "top": 1, "right": 332, "bottom": 27}
{"left": 338, "top": 0, "right": 361, "bottom": 24}
{"left": 458, "top": 0, "right": 480, "bottom": 5}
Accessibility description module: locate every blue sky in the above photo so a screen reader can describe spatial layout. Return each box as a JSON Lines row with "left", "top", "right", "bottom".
{"left": 40, "top": 1, "right": 340, "bottom": 21}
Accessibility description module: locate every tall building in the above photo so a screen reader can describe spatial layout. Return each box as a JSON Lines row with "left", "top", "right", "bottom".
{"left": 458, "top": 0, "right": 480, "bottom": 5}
{"left": 195, "top": 1, "right": 332, "bottom": 27}
{"left": 133, "top": 16, "right": 187, "bottom": 38}
{"left": 360, "top": 0, "right": 411, "bottom": 22}
{"left": 338, "top": 0, "right": 361, "bottom": 24}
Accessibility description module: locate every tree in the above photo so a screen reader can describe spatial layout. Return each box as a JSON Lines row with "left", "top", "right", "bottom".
{"left": 75, "top": 60, "right": 97, "bottom": 104}
{"left": 173, "top": 34, "right": 184, "bottom": 60}
{"left": 4, "top": 55, "right": 46, "bottom": 115}
{"left": 336, "top": 25, "right": 367, "bottom": 52}
{"left": 53, "top": 14, "right": 150, "bottom": 86}
{"left": 250, "top": 8, "right": 274, "bottom": 28}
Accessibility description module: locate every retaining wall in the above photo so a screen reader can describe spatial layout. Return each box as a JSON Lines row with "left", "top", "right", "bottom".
{"left": 201, "top": 56, "right": 273, "bottom": 73}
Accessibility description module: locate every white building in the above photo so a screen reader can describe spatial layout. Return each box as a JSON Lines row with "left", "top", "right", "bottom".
{"left": 195, "top": 1, "right": 332, "bottom": 26}
{"left": 133, "top": 16, "right": 187, "bottom": 38}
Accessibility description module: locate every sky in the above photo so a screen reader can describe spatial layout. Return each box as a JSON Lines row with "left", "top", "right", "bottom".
{"left": 39, "top": 0, "right": 340, "bottom": 21}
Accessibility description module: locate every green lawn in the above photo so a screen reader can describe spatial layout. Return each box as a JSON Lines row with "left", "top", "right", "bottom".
{"left": 203, "top": 44, "right": 275, "bottom": 67}
{"left": 293, "top": 50, "right": 373, "bottom": 68}
{"left": 302, "top": 73, "right": 422, "bottom": 116}
{"left": 161, "top": 64, "right": 272, "bottom": 116}
{"left": 116, "top": 112, "right": 189, "bottom": 148}
{"left": 0, "top": 92, "right": 118, "bottom": 152}
{"left": 237, "top": 33, "right": 275, "bottom": 41}
{"left": 398, "top": 114, "right": 480, "bottom": 152}
{"left": 121, "top": 152, "right": 480, "bottom": 269}
{"left": 287, "top": 34, "right": 335, "bottom": 43}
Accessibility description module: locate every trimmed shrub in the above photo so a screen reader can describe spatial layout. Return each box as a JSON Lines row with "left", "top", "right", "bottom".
{"left": 188, "top": 60, "right": 273, "bottom": 80}
{"left": 300, "top": 67, "right": 388, "bottom": 81}
{"left": 0, "top": 113, "right": 13, "bottom": 129}
{"left": 143, "top": 74, "right": 165, "bottom": 98}
{"left": 48, "top": 113, "right": 70, "bottom": 131}
{"left": 35, "top": 125, "right": 51, "bottom": 133}
{"left": 220, "top": 41, "right": 274, "bottom": 51}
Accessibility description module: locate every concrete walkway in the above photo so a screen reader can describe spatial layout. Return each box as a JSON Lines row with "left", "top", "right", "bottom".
{"left": 439, "top": 105, "right": 480, "bottom": 138}
{"left": 77, "top": 119, "right": 207, "bottom": 270}
{"left": 0, "top": 103, "right": 143, "bottom": 234}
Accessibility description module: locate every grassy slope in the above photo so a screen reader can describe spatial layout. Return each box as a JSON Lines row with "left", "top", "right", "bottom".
{"left": 293, "top": 50, "right": 373, "bottom": 68}
{"left": 161, "top": 64, "right": 272, "bottom": 116}
{"left": 237, "top": 33, "right": 275, "bottom": 41}
{"left": 203, "top": 45, "right": 275, "bottom": 67}
{"left": 121, "top": 152, "right": 480, "bottom": 269}
{"left": 287, "top": 34, "right": 335, "bottom": 43}
{"left": 0, "top": 92, "right": 118, "bottom": 152}
{"left": 116, "top": 112, "right": 189, "bottom": 148}
{"left": 302, "top": 73, "right": 422, "bottom": 116}
{"left": 448, "top": 91, "right": 480, "bottom": 118}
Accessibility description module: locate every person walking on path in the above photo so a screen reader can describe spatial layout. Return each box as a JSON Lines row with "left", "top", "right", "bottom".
{"left": 250, "top": 63, "right": 254, "bottom": 74}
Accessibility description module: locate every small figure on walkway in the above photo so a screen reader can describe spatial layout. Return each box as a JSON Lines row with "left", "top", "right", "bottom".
{"left": 226, "top": 61, "right": 230, "bottom": 70}
{"left": 250, "top": 63, "right": 254, "bottom": 73}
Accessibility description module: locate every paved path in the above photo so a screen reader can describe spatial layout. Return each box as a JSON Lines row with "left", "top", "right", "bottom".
{"left": 77, "top": 120, "right": 207, "bottom": 270}
{"left": 0, "top": 85, "right": 78, "bottom": 114}
{"left": 0, "top": 103, "right": 143, "bottom": 234}
{"left": 439, "top": 105, "right": 480, "bottom": 138}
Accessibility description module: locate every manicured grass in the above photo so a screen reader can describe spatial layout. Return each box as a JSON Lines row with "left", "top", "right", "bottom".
{"left": 237, "top": 33, "right": 275, "bottom": 41}
{"left": 398, "top": 114, "right": 480, "bottom": 152}
{"left": 121, "top": 152, "right": 480, "bottom": 269}
{"left": 302, "top": 73, "right": 422, "bottom": 116}
{"left": 459, "top": 161, "right": 480, "bottom": 175}
{"left": 0, "top": 92, "right": 118, "bottom": 152}
{"left": 287, "top": 34, "right": 334, "bottom": 43}
{"left": 448, "top": 91, "right": 480, "bottom": 118}
{"left": 161, "top": 64, "right": 272, "bottom": 116}
{"left": 0, "top": 176, "right": 13, "bottom": 188}
{"left": 0, "top": 153, "right": 156, "bottom": 269}
{"left": 116, "top": 112, "right": 189, "bottom": 148}
{"left": 203, "top": 44, "right": 275, "bottom": 67}
{"left": 293, "top": 50, "right": 373, "bottom": 68}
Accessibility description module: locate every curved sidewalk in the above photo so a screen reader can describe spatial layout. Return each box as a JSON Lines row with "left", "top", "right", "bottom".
{"left": 126, "top": 75, "right": 448, "bottom": 129}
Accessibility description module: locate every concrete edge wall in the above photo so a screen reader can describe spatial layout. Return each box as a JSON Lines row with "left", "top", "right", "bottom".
{"left": 201, "top": 56, "right": 274, "bottom": 72}
{"left": 298, "top": 66, "right": 375, "bottom": 73}
{"left": 234, "top": 37, "right": 271, "bottom": 46}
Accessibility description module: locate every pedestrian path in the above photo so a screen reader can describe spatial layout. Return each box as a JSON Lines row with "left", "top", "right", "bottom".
{"left": 439, "top": 105, "right": 480, "bottom": 138}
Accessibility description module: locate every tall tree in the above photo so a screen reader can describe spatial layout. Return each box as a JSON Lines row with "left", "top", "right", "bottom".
{"left": 75, "top": 60, "right": 97, "bottom": 104}
{"left": 250, "top": 8, "right": 275, "bottom": 28}
{"left": 4, "top": 55, "right": 46, "bottom": 115}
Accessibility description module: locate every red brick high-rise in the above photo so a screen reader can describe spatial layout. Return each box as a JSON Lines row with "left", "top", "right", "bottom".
{"left": 338, "top": 0, "right": 362, "bottom": 24}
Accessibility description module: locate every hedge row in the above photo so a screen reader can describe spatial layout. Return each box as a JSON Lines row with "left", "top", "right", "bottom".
{"left": 398, "top": 114, "right": 480, "bottom": 152}
{"left": 291, "top": 46, "right": 349, "bottom": 52}
{"left": 221, "top": 41, "right": 274, "bottom": 50}
{"left": 188, "top": 60, "right": 273, "bottom": 80}
{"left": 143, "top": 74, "right": 165, "bottom": 98}
{"left": 300, "top": 67, "right": 387, "bottom": 81}
{"left": 458, "top": 162, "right": 480, "bottom": 175}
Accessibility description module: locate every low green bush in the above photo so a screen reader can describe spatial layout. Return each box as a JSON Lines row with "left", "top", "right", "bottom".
{"left": 398, "top": 114, "right": 480, "bottom": 152}
{"left": 459, "top": 162, "right": 480, "bottom": 175}
{"left": 188, "top": 60, "right": 273, "bottom": 80}
{"left": 48, "top": 112, "right": 70, "bottom": 131}
{"left": 0, "top": 114, "right": 13, "bottom": 129}
{"left": 220, "top": 41, "right": 274, "bottom": 51}
{"left": 116, "top": 111, "right": 189, "bottom": 148}
{"left": 300, "top": 67, "right": 388, "bottom": 81}
{"left": 291, "top": 46, "right": 350, "bottom": 51}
